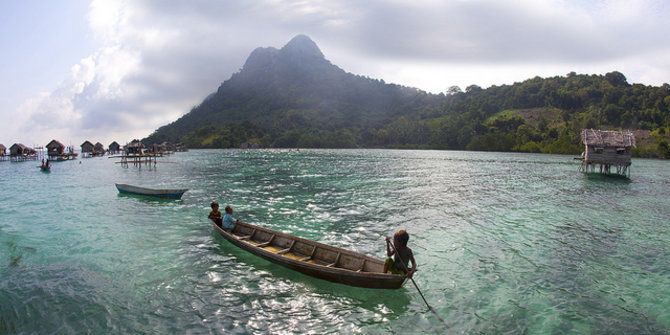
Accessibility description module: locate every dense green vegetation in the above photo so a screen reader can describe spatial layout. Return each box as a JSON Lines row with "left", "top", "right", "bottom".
{"left": 144, "top": 36, "right": 670, "bottom": 158}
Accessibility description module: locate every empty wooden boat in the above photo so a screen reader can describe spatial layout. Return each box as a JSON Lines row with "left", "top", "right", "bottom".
{"left": 115, "top": 183, "right": 188, "bottom": 199}
{"left": 211, "top": 220, "right": 407, "bottom": 289}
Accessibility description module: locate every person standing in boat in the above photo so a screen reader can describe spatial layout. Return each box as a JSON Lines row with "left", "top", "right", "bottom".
{"left": 209, "top": 201, "right": 223, "bottom": 227}
{"left": 221, "top": 205, "right": 239, "bottom": 230}
{"left": 383, "top": 230, "right": 417, "bottom": 278}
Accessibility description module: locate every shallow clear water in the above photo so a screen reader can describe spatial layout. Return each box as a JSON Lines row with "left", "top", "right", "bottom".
{"left": 1, "top": 149, "right": 669, "bottom": 334}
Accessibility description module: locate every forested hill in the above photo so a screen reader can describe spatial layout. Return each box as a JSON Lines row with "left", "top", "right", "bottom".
{"left": 143, "top": 35, "right": 670, "bottom": 158}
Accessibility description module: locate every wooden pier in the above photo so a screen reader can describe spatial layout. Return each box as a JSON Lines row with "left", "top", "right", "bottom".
{"left": 115, "top": 154, "right": 158, "bottom": 168}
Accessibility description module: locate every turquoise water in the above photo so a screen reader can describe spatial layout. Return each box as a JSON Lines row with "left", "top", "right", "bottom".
{"left": 1, "top": 149, "right": 669, "bottom": 334}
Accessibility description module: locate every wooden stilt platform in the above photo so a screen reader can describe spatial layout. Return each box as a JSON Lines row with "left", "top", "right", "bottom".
{"left": 114, "top": 154, "right": 158, "bottom": 168}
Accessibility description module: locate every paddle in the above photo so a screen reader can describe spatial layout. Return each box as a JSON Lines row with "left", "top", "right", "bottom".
{"left": 386, "top": 238, "right": 449, "bottom": 329}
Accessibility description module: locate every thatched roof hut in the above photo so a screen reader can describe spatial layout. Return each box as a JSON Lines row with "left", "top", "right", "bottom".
{"left": 126, "top": 139, "right": 144, "bottom": 155}
{"left": 10, "top": 143, "right": 29, "bottom": 156}
{"left": 175, "top": 143, "right": 188, "bottom": 152}
{"left": 81, "top": 140, "right": 95, "bottom": 157}
{"left": 160, "top": 141, "right": 173, "bottom": 152}
{"left": 149, "top": 141, "right": 173, "bottom": 154}
{"left": 94, "top": 142, "right": 105, "bottom": 156}
{"left": 9, "top": 143, "right": 36, "bottom": 161}
{"left": 0, "top": 144, "right": 6, "bottom": 156}
{"left": 581, "top": 129, "right": 636, "bottom": 148}
{"left": 81, "top": 141, "right": 94, "bottom": 153}
{"left": 579, "top": 129, "right": 636, "bottom": 176}
{"left": 109, "top": 141, "right": 121, "bottom": 154}
{"left": 46, "top": 140, "right": 65, "bottom": 155}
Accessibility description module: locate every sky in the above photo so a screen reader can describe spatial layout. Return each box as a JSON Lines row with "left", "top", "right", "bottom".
{"left": 2, "top": 0, "right": 670, "bottom": 147}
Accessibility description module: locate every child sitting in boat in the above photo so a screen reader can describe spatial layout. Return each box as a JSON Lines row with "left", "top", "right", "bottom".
{"left": 221, "top": 205, "right": 240, "bottom": 230}
{"left": 384, "top": 230, "right": 417, "bottom": 278}
{"left": 209, "top": 201, "right": 223, "bottom": 227}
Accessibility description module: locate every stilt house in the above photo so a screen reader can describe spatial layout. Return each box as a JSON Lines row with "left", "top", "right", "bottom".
{"left": 160, "top": 142, "right": 173, "bottom": 153}
{"left": 9, "top": 143, "right": 36, "bottom": 161}
{"left": 0, "top": 144, "right": 6, "bottom": 160}
{"left": 81, "top": 141, "right": 95, "bottom": 157}
{"left": 175, "top": 143, "right": 188, "bottom": 152}
{"left": 579, "top": 129, "right": 635, "bottom": 177}
{"left": 126, "top": 139, "right": 144, "bottom": 155}
{"left": 94, "top": 142, "right": 105, "bottom": 156}
{"left": 46, "top": 140, "right": 65, "bottom": 159}
{"left": 109, "top": 141, "right": 121, "bottom": 154}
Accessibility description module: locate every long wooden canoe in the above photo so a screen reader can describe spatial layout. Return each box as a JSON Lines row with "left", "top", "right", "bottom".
{"left": 115, "top": 183, "right": 188, "bottom": 199}
{"left": 212, "top": 220, "right": 407, "bottom": 289}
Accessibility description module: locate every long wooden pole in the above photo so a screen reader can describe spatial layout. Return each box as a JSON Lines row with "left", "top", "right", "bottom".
{"left": 387, "top": 239, "right": 449, "bottom": 329}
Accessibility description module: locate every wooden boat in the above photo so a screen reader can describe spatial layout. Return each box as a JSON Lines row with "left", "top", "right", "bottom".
{"left": 211, "top": 220, "right": 407, "bottom": 289}
{"left": 39, "top": 165, "right": 50, "bottom": 172}
{"left": 55, "top": 153, "right": 78, "bottom": 161}
{"left": 115, "top": 183, "right": 188, "bottom": 199}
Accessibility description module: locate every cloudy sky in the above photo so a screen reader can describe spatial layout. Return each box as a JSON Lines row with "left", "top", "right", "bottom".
{"left": 2, "top": 0, "right": 669, "bottom": 147}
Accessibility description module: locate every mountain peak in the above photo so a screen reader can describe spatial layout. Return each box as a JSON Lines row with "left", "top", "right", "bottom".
{"left": 281, "top": 34, "right": 324, "bottom": 60}
{"left": 241, "top": 35, "right": 329, "bottom": 74}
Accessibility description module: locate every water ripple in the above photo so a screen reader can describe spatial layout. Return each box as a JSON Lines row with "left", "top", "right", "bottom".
{"left": 1, "top": 150, "right": 670, "bottom": 333}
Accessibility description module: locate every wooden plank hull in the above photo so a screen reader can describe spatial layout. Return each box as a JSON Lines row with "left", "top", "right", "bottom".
{"left": 115, "top": 183, "right": 187, "bottom": 199}
{"left": 212, "top": 221, "right": 407, "bottom": 289}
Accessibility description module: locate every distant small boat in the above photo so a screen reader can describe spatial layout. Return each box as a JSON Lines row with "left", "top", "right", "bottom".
{"left": 39, "top": 165, "right": 50, "bottom": 172}
{"left": 115, "top": 183, "right": 187, "bottom": 199}
{"left": 212, "top": 220, "right": 407, "bottom": 289}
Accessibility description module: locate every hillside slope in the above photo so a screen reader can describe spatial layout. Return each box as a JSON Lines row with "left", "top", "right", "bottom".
{"left": 144, "top": 35, "right": 440, "bottom": 147}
